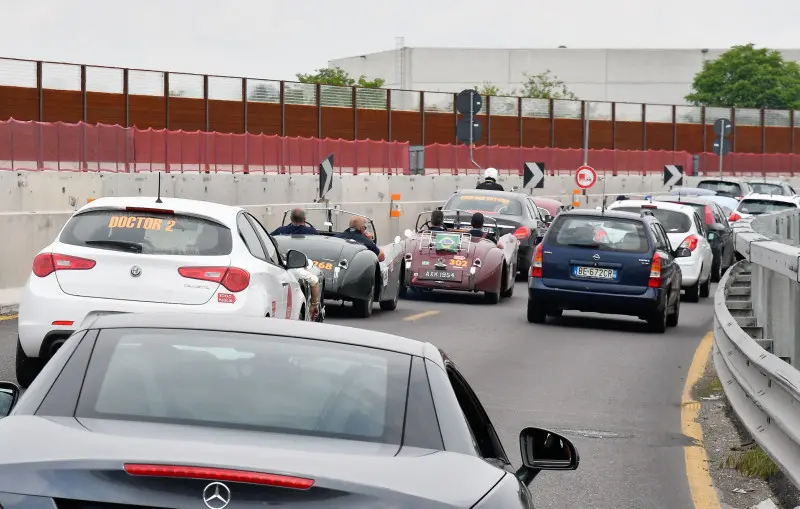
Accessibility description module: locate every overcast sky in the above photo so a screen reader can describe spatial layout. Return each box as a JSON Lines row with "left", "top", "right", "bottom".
{"left": 1, "top": 0, "right": 798, "bottom": 83}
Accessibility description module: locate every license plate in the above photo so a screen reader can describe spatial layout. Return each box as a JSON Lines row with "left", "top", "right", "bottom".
{"left": 573, "top": 266, "right": 616, "bottom": 280}
{"left": 420, "top": 270, "right": 463, "bottom": 282}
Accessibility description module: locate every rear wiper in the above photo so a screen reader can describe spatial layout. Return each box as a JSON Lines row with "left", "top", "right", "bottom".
{"left": 566, "top": 242, "right": 600, "bottom": 248}
{"left": 84, "top": 240, "right": 143, "bottom": 253}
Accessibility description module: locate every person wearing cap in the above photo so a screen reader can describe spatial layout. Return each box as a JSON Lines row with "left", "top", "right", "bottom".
{"left": 476, "top": 167, "right": 504, "bottom": 191}
{"left": 271, "top": 208, "right": 318, "bottom": 235}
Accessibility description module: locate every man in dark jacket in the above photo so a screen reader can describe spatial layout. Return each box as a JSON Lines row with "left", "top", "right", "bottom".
{"left": 428, "top": 210, "right": 447, "bottom": 231}
{"left": 271, "top": 208, "right": 318, "bottom": 235}
{"left": 467, "top": 212, "right": 497, "bottom": 242}
{"left": 476, "top": 167, "right": 504, "bottom": 191}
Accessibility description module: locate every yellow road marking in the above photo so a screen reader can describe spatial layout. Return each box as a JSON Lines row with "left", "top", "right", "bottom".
{"left": 683, "top": 331, "right": 721, "bottom": 509}
{"left": 0, "top": 314, "right": 18, "bottom": 321}
{"left": 403, "top": 310, "right": 440, "bottom": 321}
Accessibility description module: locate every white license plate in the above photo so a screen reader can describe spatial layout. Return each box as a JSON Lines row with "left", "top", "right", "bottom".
{"left": 574, "top": 266, "right": 616, "bottom": 279}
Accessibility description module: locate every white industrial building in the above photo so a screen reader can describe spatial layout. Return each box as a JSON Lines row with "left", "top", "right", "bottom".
{"left": 328, "top": 47, "right": 800, "bottom": 106}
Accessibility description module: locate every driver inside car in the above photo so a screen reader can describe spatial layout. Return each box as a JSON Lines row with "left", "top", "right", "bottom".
{"left": 336, "top": 216, "right": 386, "bottom": 262}
{"left": 428, "top": 210, "right": 447, "bottom": 231}
{"left": 467, "top": 212, "right": 497, "bottom": 242}
{"left": 271, "top": 208, "right": 318, "bottom": 236}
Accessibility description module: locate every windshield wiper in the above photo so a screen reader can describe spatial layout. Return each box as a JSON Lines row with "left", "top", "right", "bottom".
{"left": 84, "top": 240, "right": 143, "bottom": 253}
{"left": 566, "top": 242, "right": 600, "bottom": 249}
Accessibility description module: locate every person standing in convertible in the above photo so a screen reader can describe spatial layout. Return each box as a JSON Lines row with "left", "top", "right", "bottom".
{"left": 476, "top": 167, "right": 504, "bottom": 191}
{"left": 336, "top": 216, "right": 386, "bottom": 262}
{"left": 271, "top": 208, "right": 318, "bottom": 235}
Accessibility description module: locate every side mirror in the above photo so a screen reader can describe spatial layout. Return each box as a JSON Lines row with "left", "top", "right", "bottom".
{"left": 394, "top": 235, "right": 401, "bottom": 244}
{"left": 404, "top": 229, "right": 413, "bottom": 238}
{"left": 707, "top": 231, "right": 718, "bottom": 241}
{"left": 0, "top": 381, "right": 20, "bottom": 417}
{"left": 516, "top": 427, "right": 579, "bottom": 485}
{"left": 674, "top": 247, "right": 692, "bottom": 258}
{"left": 544, "top": 214, "right": 554, "bottom": 223}
{"left": 285, "top": 249, "right": 308, "bottom": 269}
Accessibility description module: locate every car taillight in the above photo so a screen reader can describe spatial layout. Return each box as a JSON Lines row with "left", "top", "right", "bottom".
{"left": 513, "top": 226, "right": 531, "bottom": 239}
{"left": 32, "top": 253, "right": 96, "bottom": 278}
{"left": 729, "top": 212, "right": 742, "bottom": 222}
{"left": 123, "top": 464, "right": 314, "bottom": 489}
{"left": 648, "top": 252, "right": 662, "bottom": 288}
{"left": 530, "top": 243, "right": 543, "bottom": 278}
{"left": 704, "top": 206, "right": 714, "bottom": 224}
{"left": 679, "top": 234, "right": 700, "bottom": 252}
{"left": 178, "top": 266, "right": 250, "bottom": 293}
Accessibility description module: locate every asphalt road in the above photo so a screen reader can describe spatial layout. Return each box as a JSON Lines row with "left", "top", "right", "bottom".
{"left": 0, "top": 282, "right": 715, "bottom": 509}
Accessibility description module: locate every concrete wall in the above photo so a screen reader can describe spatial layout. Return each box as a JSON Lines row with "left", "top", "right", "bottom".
{"left": 3, "top": 170, "right": 798, "bottom": 310}
{"left": 330, "top": 48, "right": 800, "bottom": 105}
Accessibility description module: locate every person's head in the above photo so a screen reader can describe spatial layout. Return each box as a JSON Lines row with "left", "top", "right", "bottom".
{"left": 616, "top": 195, "right": 628, "bottom": 202}
{"left": 290, "top": 208, "right": 306, "bottom": 225}
{"left": 471, "top": 212, "right": 484, "bottom": 229}
{"left": 483, "top": 167, "right": 498, "bottom": 181}
{"left": 348, "top": 215, "right": 367, "bottom": 233}
{"left": 430, "top": 210, "right": 444, "bottom": 227}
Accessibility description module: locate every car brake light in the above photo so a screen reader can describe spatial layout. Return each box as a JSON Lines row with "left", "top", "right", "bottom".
{"left": 648, "top": 252, "right": 662, "bottom": 288}
{"left": 52, "top": 320, "right": 74, "bottom": 326}
{"left": 530, "top": 243, "right": 543, "bottom": 278}
{"left": 178, "top": 266, "right": 250, "bottom": 293}
{"left": 513, "top": 226, "right": 531, "bottom": 239}
{"left": 641, "top": 204, "right": 657, "bottom": 209}
{"left": 679, "top": 234, "right": 700, "bottom": 252}
{"left": 125, "top": 207, "right": 175, "bottom": 215}
{"left": 123, "top": 464, "right": 314, "bottom": 490}
{"left": 32, "top": 253, "right": 96, "bottom": 278}
{"left": 704, "top": 206, "right": 714, "bottom": 224}
{"left": 729, "top": 212, "right": 742, "bottom": 222}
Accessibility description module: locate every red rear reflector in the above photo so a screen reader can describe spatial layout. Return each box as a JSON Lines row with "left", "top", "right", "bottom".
{"left": 512, "top": 226, "right": 531, "bottom": 239}
{"left": 52, "top": 321, "right": 74, "bottom": 326}
{"left": 123, "top": 464, "right": 314, "bottom": 490}
{"left": 125, "top": 207, "right": 175, "bottom": 215}
{"left": 641, "top": 205, "right": 657, "bottom": 209}
{"left": 178, "top": 266, "right": 250, "bottom": 293}
{"left": 33, "top": 253, "right": 96, "bottom": 278}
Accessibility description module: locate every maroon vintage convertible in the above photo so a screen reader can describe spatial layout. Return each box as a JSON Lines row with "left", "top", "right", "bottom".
{"left": 401, "top": 210, "right": 520, "bottom": 303}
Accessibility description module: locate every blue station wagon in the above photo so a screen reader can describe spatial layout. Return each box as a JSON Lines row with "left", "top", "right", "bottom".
{"left": 527, "top": 209, "right": 686, "bottom": 333}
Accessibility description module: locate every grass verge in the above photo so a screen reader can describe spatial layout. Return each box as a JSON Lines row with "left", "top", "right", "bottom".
{"left": 723, "top": 445, "right": 779, "bottom": 480}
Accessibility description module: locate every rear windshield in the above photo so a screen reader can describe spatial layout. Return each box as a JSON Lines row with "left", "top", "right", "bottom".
{"left": 750, "top": 183, "right": 787, "bottom": 196}
{"left": 77, "top": 328, "right": 410, "bottom": 444}
{"left": 613, "top": 206, "right": 691, "bottom": 233}
{"left": 547, "top": 215, "right": 650, "bottom": 253}
{"left": 59, "top": 210, "right": 233, "bottom": 256}
{"left": 697, "top": 180, "right": 743, "bottom": 197}
{"left": 738, "top": 199, "right": 797, "bottom": 215}
{"left": 445, "top": 194, "right": 523, "bottom": 215}
{"left": 657, "top": 200, "right": 707, "bottom": 221}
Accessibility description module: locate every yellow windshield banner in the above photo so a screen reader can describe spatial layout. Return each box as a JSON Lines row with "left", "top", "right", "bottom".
{"left": 108, "top": 215, "right": 176, "bottom": 232}
{"left": 459, "top": 195, "right": 509, "bottom": 204}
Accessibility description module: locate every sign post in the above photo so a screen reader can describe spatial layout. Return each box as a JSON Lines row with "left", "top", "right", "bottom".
{"left": 712, "top": 118, "right": 733, "bottom": 178}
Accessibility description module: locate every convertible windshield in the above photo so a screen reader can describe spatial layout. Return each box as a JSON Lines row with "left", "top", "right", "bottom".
{"left": 294, "top": 208, "right": 376, "bottom": 238}
{"left": 548, "top": 215, "right": 650, "bottom": 253}
{"left": 77, "top": 328, "right": 410, "bottom": 444}
{"left": 445, "top": 195, "right": 523, "bottom": 215}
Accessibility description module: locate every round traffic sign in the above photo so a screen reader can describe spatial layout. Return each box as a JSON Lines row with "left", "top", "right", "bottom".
{"left": 575, "top": 165, "right": 597, "bottom": 189}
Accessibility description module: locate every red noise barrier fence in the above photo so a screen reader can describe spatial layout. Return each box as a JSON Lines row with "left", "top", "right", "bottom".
{"left": 1, "top": 119, "right": 800, "bottom": 176}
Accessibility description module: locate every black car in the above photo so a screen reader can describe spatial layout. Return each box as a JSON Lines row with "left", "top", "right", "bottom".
{"left": 442, "top": 189, "right": 548, "bottom": 279}
{"left": 0, "top": 313, "right": 579, "bottom": 509}
{"left": 695, "top": 178, "right": 754, "bottom": 200}
{"left": 527, "top": 209, "right": 685, "bottom": 332}
{"left": 651, "top": 195, "right": 735, "bottom": 281}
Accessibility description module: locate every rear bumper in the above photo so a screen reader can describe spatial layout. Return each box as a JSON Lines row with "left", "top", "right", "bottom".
{"left": 528, "top": 278, "right": 664, "bottom": 316}
{"left": 18, "top": 274, "right": 266, "bottom": 358}
{"left": 676, "top": 257, "right": 703, "bottom": 286}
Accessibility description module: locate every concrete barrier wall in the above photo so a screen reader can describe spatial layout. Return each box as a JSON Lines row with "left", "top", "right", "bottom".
{"left": 0, "top": 171, "right": 791, "bottom": 310}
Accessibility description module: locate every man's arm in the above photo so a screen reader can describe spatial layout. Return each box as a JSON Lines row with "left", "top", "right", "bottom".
{"left": 366, "top": 240, "right": 385, "bottom": 262}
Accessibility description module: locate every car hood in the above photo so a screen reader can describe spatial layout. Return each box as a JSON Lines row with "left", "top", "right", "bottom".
{"left": 0, "top": 416, "right": 504, "bottom": 508}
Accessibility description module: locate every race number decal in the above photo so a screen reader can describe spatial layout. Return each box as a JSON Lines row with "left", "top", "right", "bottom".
{"left": 285, "top": 285, "right": 293, "bottom": 319}
{"left": 108, "top": 215, "right": 176, "bottom": 232}
{"left": 311, "top": 260, "right": 334, "bottom": 270}
{"left": 449, "top": 259, "right": 468, "bottom": 268}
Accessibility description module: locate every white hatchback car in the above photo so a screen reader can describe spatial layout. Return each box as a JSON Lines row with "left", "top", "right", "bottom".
{"left": 16, "top": 196, "right": 312, "bottom": 387}
{"left": 607, "top": 200, "right": 714, "bottom": 302}
{"left": 729, "top": 193, "right": 800, "bottom": 223}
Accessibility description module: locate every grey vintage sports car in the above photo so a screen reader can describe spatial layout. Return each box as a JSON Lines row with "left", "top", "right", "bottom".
{"left": 272, "top": 207, "right": 405, "bottom": 318}
{"left": 0, "top": 312, "right": 579, "bottom": 508}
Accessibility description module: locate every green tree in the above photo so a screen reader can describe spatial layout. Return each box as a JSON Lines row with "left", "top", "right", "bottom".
{"left": 685, "top": 44, "right": 800, "bottom": 109}
{"left": 296, "top": 66, "right": 385, "bottom": 88}
{"left": 520, "top": 70, "right": 578, "bottom": 100}
{"left": 295, "top": 66, "right": 386, "bottom": 108}
{"left": 474, "top": 82, "right": 503, "bottom": 96}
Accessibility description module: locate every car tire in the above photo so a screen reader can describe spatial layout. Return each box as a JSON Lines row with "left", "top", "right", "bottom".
{"left": 527, "top": 299, "right": 546, "bottom": 323}
{"left": 501, "top": 265, "right": 514, "bottom": 298}
{"left": 684, "top": 281, "right": 700, "bottom": 303}
{"left": 353, "top": 282, "right": 375, "bottom": 318}
{"left": 699, "top": 276, "right": 711, "bottom": 298}
{"left": 666, "top": 294, "right": 680, "bottom": 327}
{"left": 711, "top": 259, "right": 721, "bottom": 283}
{"left": 516, "top": 258, "right": 530, "bottom": 281}
{"left": 15, "top": 338, "right": 43, "bottom": 389}
{"left": 647, "top": 305, "right": 668, "bottom": 333}
{"left": 546, "top": 309, "right": 563, "bottom": 317}
{"left": 484, "top": 290, "right": 500, "bottom": 304}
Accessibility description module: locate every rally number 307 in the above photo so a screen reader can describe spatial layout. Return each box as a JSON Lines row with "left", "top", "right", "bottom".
{"left": 312, "top": 260, "right": 334, "bottom": 270}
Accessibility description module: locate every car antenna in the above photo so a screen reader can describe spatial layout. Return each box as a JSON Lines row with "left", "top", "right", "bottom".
{"left": 155, "top": 172, "right": 163, "bottom": 204}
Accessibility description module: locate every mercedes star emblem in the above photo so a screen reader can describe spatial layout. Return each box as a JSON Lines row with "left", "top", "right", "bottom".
{"left": 203, "top": 482, "right": 231, "bottom": 509}
{"left": 130, "top": 265, "right": 142, "bottom": 278}
{"left": 592, "top": 254, "right": 600, "bottom": 261}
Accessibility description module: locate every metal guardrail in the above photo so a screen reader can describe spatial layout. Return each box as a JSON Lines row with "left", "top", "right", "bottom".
{"left": 713, "top": 209, "right": 800, "bottom": 489}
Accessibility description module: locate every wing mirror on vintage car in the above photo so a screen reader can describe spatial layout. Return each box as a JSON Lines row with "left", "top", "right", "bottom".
{"left": 515, "top": 427, "right": 579, "bottom": 486}
{"left": 404, "top": 229, "right": 413, "bottom": 238}
{"left": 0, "top": 382, "right": 20, "bottom": 418}
{"left": 285, "top": 249, "right": 309, "bottom": 269}
{"left": 674, "top": 247, "right": 693, "bottom": 258}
